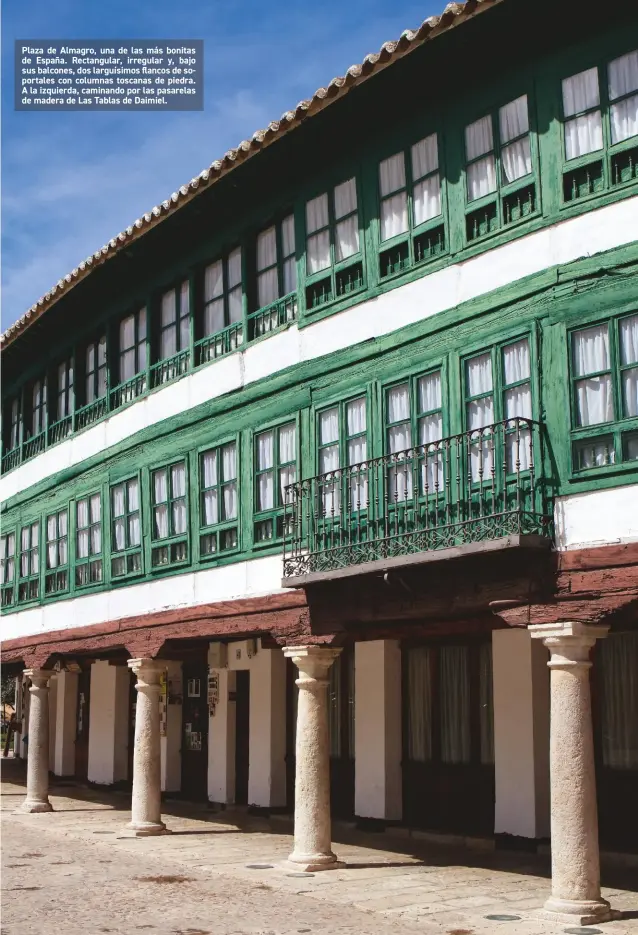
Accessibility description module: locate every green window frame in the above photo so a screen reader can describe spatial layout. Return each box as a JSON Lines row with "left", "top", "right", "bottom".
{"left": 196, "top": 247, "right": 244, "bottom": 365}
{"left": 304, "top": 177, "right": 364, "bottom": 311}
{"left": 199, "top": 440, "right": 239, "bottom": 559}
{"left": 463, "top": 93, "right": 538, "bottom": 243}
{"left": 377, "top": 132, "right": 446, "bottom": 279}
{"left": 385, "top": 369, "right": 445, "bottom": 502}
{"left": 111, "top": 476, "right": 143, "bottom": 579}
{"left": 29, "top": 377, "right": 47, "bottom": 438}
{"left": 75, "top": 493, "right": 103, "bottom": 587}
{"left": 55, "top": 356, "right": 74, "bottom": 422}
{"left": 1, "top": 531, "right": 16, "bottom": 607}
{"left": 560, "top": 48, "right": 638, "bottom": 204}
{"left": 317, "top": 395, "right": 369, "bottom": 516}
{"left": 155, "top": 281, "right": 191, "bottom": 385}
{"left": 117, "top": 307, "right": 148, "bottom": 394}
{"left": 45, "top": 509, "right": 69, "bottom": 595}
{"left": 18, "top": 521, "right": 39, "bottom": 602}
{"left": 85, "top": 335, "right": 107, "bottom": 405}
{"left": 150, "top": 460, "right": 189, "bottom": 569}
{"left": 254, "top": 421, "right": 297, "bottom": 543}
{"left": 569, "top": 312, "right": 638, "bottom": 472}
{"left": 3, "top": 396, "right": 21, "bottom": 452}
{"left": 251, "top": 216, "right": 297, "bottom": 337}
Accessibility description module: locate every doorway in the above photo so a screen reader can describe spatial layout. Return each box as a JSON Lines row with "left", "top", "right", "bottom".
{"left": 234, "top": 670, "right": 250, "bottom": 805}
{"left": 181, "top": 663, "right": 209, "bottom": 801}
{"left": 74, "top": 667, "right": 91, "bottom": 780}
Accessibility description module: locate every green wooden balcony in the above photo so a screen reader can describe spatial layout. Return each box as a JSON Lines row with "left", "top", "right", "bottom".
{"left": 282, "top": 417, "right": 553, "bottom": 584}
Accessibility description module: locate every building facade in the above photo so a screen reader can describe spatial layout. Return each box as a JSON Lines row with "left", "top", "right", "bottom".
{"left": 2, "top": 0, "right": 637, "bottom": 924}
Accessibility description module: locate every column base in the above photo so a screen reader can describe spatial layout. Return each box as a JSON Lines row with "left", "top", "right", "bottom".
{"left": 537, "top": 896, "right": 616, "bottom": 926}
{"left": 121, "top": 820, "right": 170, "bottom": 837}
{"left": 281, "top": 853, "right": 345, "bottom": 873}
{"left": 18, "top": 799, "right": 53, "bottom": 814}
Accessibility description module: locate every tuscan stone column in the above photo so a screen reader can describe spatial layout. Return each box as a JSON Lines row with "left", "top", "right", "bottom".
{"left": 530, "top": 621, "right": 614, "bottom": 925}
{"left": 19, "top": 669, "right": 53, "bottom": 813}
{"left": 283, "top": 645, "right": 344, "bottom": 871}
{"left": 125, "top": 658, "right": 169, "bottom": 836}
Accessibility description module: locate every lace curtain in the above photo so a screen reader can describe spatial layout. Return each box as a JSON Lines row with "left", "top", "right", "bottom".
{"left": 257, "top": 431, "right": 274, "bottom": 511}
{"left": 608, "top": 49, "right": 638, "bottom": 144}
{"left": 379, "top": 153, "right": 408, "bottom": 241}
{"left": 334, "top": 178, "right": 359, "bottom": 262}
{"left": 620, "top": 314, "right": 638, "bottom": 417}
{"left": 574, "top": 324, "right": 613, "bottom": 426}
{"left": 407, "top": 647, "right": 433, "bottom": 762}
{"left": 499, "top": 95, "right": 532, "bottom": 183}
{"left": 279, "top": 424, "right": 296, "bottom": 502}
{"left": 466, "top": 115, "right": 496, "bottom": 201}
{"left": 257, "top": 226, "right": 278, "bottom": 308}
{"left": 171, "top": 463, "right": 187, "bottom": 535}
{"left": 562, "top": 67, "right": 603, "bottom": 160}
{"left": 600, "top": 631, "right": 638, "bottom": 770}
{"left": 306, "top": 193, "right": 330, "bottom": 274}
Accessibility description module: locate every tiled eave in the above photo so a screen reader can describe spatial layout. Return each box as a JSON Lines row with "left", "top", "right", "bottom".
{"left": 1, "top": 0, "right": 503, "bottom": 350}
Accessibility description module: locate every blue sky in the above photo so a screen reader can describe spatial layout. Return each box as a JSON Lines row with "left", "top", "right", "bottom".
{"left": 1, "top": 0, "right": 443, "bottom": 331}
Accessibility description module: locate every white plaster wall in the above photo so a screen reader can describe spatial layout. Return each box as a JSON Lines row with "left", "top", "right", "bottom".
{"left": 493, "top": 629, "right": 550, "bottom": 839}
{"left": 161, "top": 661, "right": 182, "bottom": 793}
{"left": 247, "top": 646, "right": 287, "bottom": 808}
{"left": 208, "top": 665, "right": 236, "bottom": 804}
{"left": 3, "top": 554, "right": 288, "bottom": 642}
{"left": 48, "top": 674, "right": 58, "bottom": 772}
{"left": 53, "top": 669, "right": 78, "bottom": 776}
{"left": 554, "top": 484, "right": 638, "bottom": 550}
{"left": 3, "top": 194, "right": 637, "bottom": 504}
{"left": 354, "top": 640, "right": 402, "bottom": 821}
{"left": 88, "top": 661, "right": 130, "bottom": 784}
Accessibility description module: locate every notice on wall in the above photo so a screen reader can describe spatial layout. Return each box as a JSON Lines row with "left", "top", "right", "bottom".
{"left": 15, "top": 40, "right": 204, "bottom": 111}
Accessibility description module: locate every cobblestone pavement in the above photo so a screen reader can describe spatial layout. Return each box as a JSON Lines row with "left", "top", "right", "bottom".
{"left": 2, "top": 765, "right": 637, "bottom": 935}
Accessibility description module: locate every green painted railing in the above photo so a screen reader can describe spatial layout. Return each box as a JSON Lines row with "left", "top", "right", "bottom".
{"left": 48, "top": 415, "right": 73, "bottom": 446}
{"left": 75, "top": 396, "right": 108, "bottom": 431}
{"left": 248, "top": 293, "right": 297, "bottom": 339}
{"left": 110, "top": 373, "right": 148, "bottom": 410}
{"left": 283, "top": 417, "right": 552, "bottom": 579}
{"left": 150, "top": 349, "right": 191, "bottom": 388}
{"left": 194, "top": 323, "right": 244, "bottom": 366}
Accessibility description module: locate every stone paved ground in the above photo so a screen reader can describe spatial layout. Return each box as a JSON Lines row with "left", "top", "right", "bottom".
{"left": 2, "top": 763, "right": 637, "bottom": 935}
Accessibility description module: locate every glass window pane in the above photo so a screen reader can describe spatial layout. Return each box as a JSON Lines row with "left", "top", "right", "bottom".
{"left": 379, "top": 153, "right": 405, "bottom": 197}
{"left": 257, "top": 226, "right": 277, "bottom": 272}
{"left": 467, "top": 353, "right": 493, "bottom": 396}
{"left": 576, "top": 375, "right": 614, "bottom": 426}
{"left": 204, "top": 260, "right": 223, "bottom": 300}
{"left": 503, "top": 339, "right": 530, "bottom": 384}
{"left": 281, "top": 214, "right": 295, "bottom": 257}
{"left": 608, "top": 50, "right": 638, "bottom": 100}
{"left": 418, "top": 372, "right": 442, "bottom": 413}
{"left": 499, "top": 95, "right": 529, "bottom": 142}
{"left": 335, "top": 216, "right": 359, "bottom": 261}
{"left": 465, "top": 115, "right": 493, "bottom": 160}
{"left": 620, "top": 315, "right": 638, "bottom": 365}
{"left": 413, "top": 175, "right": 441, "bottom": 225}
{"left": 573, "top": 324, "right": 610, "bottom": 376}
{"left": 467, "top": 154, "right": 497, "bottom": 201}
{"left": 334, "top": 177, "right": 357, "bottom": 218}
{"left": 563, "top": 67, "right": 600, "bottom": 116}
{"left": 227, "top": 248, "right": 242, "bottom": 289}
{"left": 319, "top": 408, "right": 339, "bottom": 445}
{"left": 610, "top": 94, "right": 638, "bottom": 144}
{"left": 161, "top": 289, "right": 176, "bottom": 328}
{"left": 257, "top": 431, "right": 274, "bottom": 470}
{"left": 380, "top": 191, "right": 408, "bottom": 241}
{"left": 411, "top": 133, "right": 438, "bottom": 180}
{"left": 228, "top": 287, "right": 243, "bottom": 324}
{"left": 306, "top": 193, "right": 329, "bottom": 234}
{"left": 565, "top": 111, "right": 603, "bottom": 160}
{"left": 306, "top": 230, "right": 331, "bottom": 274}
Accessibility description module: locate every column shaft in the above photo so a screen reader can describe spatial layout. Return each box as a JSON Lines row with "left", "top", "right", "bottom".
{"left": 126, "top": 658, "right": 169, "bottom": 836}
{"left": 19, "top": 669, "right": 53, "bottom": 813}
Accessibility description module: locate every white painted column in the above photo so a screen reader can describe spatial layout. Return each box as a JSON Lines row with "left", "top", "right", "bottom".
{"left": 248, "top": 647, "right": 286, "bottom": 808}
{"left": 13, "top": 675, "right": 23, "bottom": 757}
{"left": 19, "top": 669, "right": 53, "bottom": 813}
{"left": 53, "top": 670, "right": 78, "bottom": 777}
{"left": 283, "top": 646, "right": 343, "bottom": 872}
{"left": 493, "top": 629, "right": 549, "bottom": 839}
{"left": 126, "top": 658, "right": 169, "bottom": 836}
{"left": 88, "top": 661, "right": 130, "bottom": 784}
{"left": 48, "top": 675, "right": 58, "bottom": 772}
{"left": 161, "top": 661, "right": 182, "bottom": 793}
{"left": 208, "top": 667, "right": 236, "bottom": 804}
{"left": 530, "top": 622, "right": 614, "bottom": 926}
{"left": 354, "top": 640, "right": 402, "bottom": 821}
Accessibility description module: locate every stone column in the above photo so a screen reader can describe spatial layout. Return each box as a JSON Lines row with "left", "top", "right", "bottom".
{"left": 283, "top": 645, "right": 343, "bottom": 871}
{"left": 125, "top": 658, "right": 169, "bottom": 836}
{"left": 19, "top": 669, "right": 53, "bottom": 813}
{"left": 530, "top": 621, "right": 614, "bottom": 925}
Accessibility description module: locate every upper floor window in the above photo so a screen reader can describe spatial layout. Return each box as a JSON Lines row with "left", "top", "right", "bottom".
{"left": 318, "top": 397, "right": 368, "bottom": 514}
{"left": 378, "top": 134, "right": 445, "bottom": 277}
{"left": 199, "top": 442, "right": 238, "bottom": 557}
{"left": 562, "top": 50, "right": 638, "bottom": 201}
{"left": 18, "top": 521, "right": 39, "bottom": 602}
{"left": 254, "top": 422, "right": 296, "bottom": 542}
{"left": 570, "top": 313, "right": 638, "bottom": 469}
{"left": 45, "top": 509, "right": 69, "bottom": 594}
{"left": 464, "top": 95, "right": 536, "bottom": 241}
{"left": 160, "top": 281, "right": 190, "bottom": 361}
{"left": 386, "top": 371, "right": 444, "bottom": 499}
{"left": 85, "top": 336, "right": 107, "bottom": 404}
{"left": 31, "top": 378, "right": 47, "bottom": 437}
{"left": 256, "top": 216, "right": 296, "bottom": 308}
{"left": 111, "top": 477, "right": 142, "bottom": 579}
{"left": 204, "top": 248, "right": 243, "bottom": 336}
{"left": 4, "top": 397, "right": 20, "bottom": 451}
{"left": 119, "top": 308, "right": 147, "bottom": 384}
{"left": 76, "top": 493, "right": 102, "bottom": 587}
{"left": 151, "top": 461, "right": 188, "bottom": 567}
{"left": 1, "top": 532, "right": 16, "bottom": 607}
{"left": 55, "top": 357, "right": 74, "bottom": 422}
{"left": 305, "top": 179, "right": 363, "bottom": 310}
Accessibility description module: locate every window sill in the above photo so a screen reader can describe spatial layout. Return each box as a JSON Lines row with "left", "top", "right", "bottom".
{"left": 304, "top": 282, "right": 367, "bottom": 317}
{"left": 559, "top": 175, "right": 638, "bottom": 212}
{"left": 464, "top": 208, "right": 540, "bottom": 249}
{"left": 568, "top": 459, "right": 638, "bottom": 484}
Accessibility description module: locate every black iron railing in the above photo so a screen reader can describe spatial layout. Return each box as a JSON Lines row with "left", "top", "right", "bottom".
{"left": 283, "top": 417, "right": 552, "bottom": 579}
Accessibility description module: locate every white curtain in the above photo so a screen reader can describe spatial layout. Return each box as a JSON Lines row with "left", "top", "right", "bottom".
{"left": 413, "top": 175, "right": 441, "bottom": 226}
{"left": 608, "top": 50, "right": 638, "bottom": 143}
{"left": 161, "top": 289, "right": 176, "bottom": 327}
{"left": 600, "top": 631, "right": 638, "bottom": 770}
{"left": 411, "top": 134, "right": 438, "bottom": 180}
{"left": 420, "top": 413, "right": 444, "bottom": 492}
{"left": 220, "top": 444, "right": 237, "bottom": 520}
{"left": 171, "top": 463, "right": 186, "bottom": 534}
{"left": 347, "top": 398, "right": 367, "bottom": 507}
{"left": 440, "top": 645, "right": 471, "bottom": 764}
{"left": 205, "top": 260, "right": 223, "bottom": 300}
{"left": 227, "top": 248, "right": 242, "bottom": 288}
{"left": 179, "top": 282, "right": 190, "bottom": 350}
{"left": 47, "top": 515, "right": 57, "bottom": 568}
{"left": 202, "top": 449, "right": 219, "bottom": 525}
{"left": 499, "top": 95, "right": 532, "bottom": 183}
{"left": 306, "top": 194, "right": 330, "bottom": 274}
{"left": 335, "top": 215, "right": 359, "bottom": 261}
{"left": 407, "top": 647, "right": 432, "bottom": 762}
{"left": 503, "top": 340, "right": 532, "bottom": 470}
{"left": 153, "top": 470, "right": 168, "bottom": 539}
{"left": 112, "top": 485, "right": 125, "bottom": 550}
{"left": 334, "top": 178, "right": 357, "bottom": 217}
{"left": 58, "top": 512, "right": 68, "bottom": 565}
{"left": 467, "top": 354, "right": 494, "bottom": 480}
{"left": 379, "top": 152, "right": 405, "bottom": 195}
{"left": 346, "top": 397, "right": 366, "bottom": 438}
{"left": 256, "top": 227, "right": 278, "bottom": 308}
{"left": 77, "top": 500, "right": 89, "bottom": 559}
{"left": 226, "top": 249, "right": 243, "bottom": 324}
{"left": 467, "top": 352, "right": 493, "bottom": 399}
{"left": 20, "top": 528, "right": 29, "bottom": 576}
{"left": 379, "top": 153, "right": 408, "bottom": 241}
{"left": 160, "top": 290, "right": 177, "bottom": 360}
{"left": 90, "top": 494, "right": 101, "bottom": 524}
{"left": 320, "top": 408, "right": 340, "bottom": 513}
{"left": 128, "top": 480, "right": 140, "bottom": 545}
{"left": 388, "top": 384, "right": 412, "bottom": 500}
{"left": 279, "top": 424, "right": 296, "bottom": 504}
{"left": 620, "top": 315, "right": 638, "bottom": 417}
{"left": 257, "top": 431, "right": 274, "bottom": 511}
{"left": 120, "top": 314, "right": 136, "bottom": 381}
{"left": 77, "top": 498, "right": 89, "bottom": 528}
{"left": 574, "top": 324, "right": 614, "bottom": 425}
{"left": 466, "top": 115, "right": 497, "bottom": 201}
{"left": 563, "top": 67, "right": 603, "bottom": 159}
{"left": 418, "top": 372, "right": 442, "bottom": 413}
{"left": 281, "top": 215, "right": 296, "bottom": 294}
{"left": 503, "top": 339, "right": 530, "bottom": 383}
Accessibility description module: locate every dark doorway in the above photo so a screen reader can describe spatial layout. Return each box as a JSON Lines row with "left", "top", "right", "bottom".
{"left": 74, "top": 667, "right": 91, "bottom": 780}
{"left": 127, "top": 669, "right": 137, "bottom": 786}
{"left": 234, "top": 670, "right": 250, "bottom": 805}
{"left": 328, "top": 648, "right": 355, "bottom": 819}
{"left": 181, "top": 663, "right": 209, "bottom": 801}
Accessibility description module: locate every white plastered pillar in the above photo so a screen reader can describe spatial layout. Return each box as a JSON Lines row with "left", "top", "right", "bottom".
{"left": 248, "top": 647, "right": 286, "bottom": 808}
{"left": 19, "top": 669, "right": 53, "bottom": 813}
{"left": 530, "top": 621, "right": 614, "bottom": 926}
{"left": 87, "top": 661, "right": 130, "bottom": 784}
{"left": 125, "top": 658, "right": 169, "bottom": 836}
{"left": 161, "top": 661, "right": 182, "bottom": 793}
{"left": 53, "top": 669, "right": 78, "bottom": 777}
{"left": 283, "top": 645, "right": 343, "bottom": 872}
{"left": 354, "top": 640, "right": 402, "bottom": 822}
{"left": 493, "top": 628, "right": 549, "bottom": 839}
{"left": 208, "top": 664, "right": 236, "bottom": 805}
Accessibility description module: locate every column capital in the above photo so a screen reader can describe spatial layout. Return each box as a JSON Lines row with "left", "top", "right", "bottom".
{"left": 23, "top": 668, "right": 52, "bottom": 689}
{"left": 529, "top": 622, "right": 609, "bottom": 668}
{"left": 283, "top": 645, "right": 342, "bottom": 680}
{"left": 128, "top": 658, "right": 164, "bottom": 688}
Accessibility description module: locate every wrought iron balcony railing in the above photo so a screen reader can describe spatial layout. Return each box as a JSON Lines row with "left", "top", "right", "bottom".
{"left": 282, "top": 417, "right": 552, "bottom": 581}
